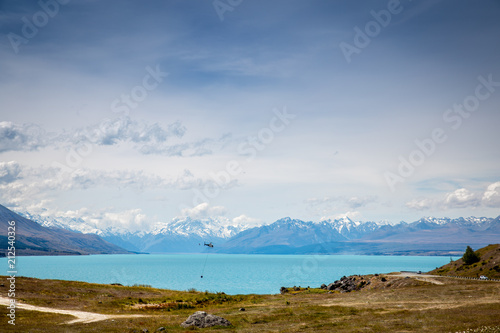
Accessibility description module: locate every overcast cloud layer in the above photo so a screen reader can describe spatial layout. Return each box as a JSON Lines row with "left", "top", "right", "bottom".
{"left": 1, "top": 0, "right": 499, "bottom": 231}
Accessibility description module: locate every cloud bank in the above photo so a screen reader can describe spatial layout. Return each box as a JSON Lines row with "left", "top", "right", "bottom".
{"left": 406, "top": 182, "right": 500, "bottom": 210}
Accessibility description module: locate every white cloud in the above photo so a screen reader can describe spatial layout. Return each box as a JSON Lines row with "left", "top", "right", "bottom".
{"left": 0, "top": 121, "right": 46, "bottom": 152}
{"left": 405, "top": 198, "right": 434, "bottom": 210}
{"left": 443, "top": 188, "right": 480, "bottom": 208}
{"left": 321, "top": 211, "right": 361, "bottom": 221}
{"left": 54, "top": 207, "right": 91, "bottom": 219}
{"left": 47, "top": 207, "right": 152, "bottom": 233}
{"left": 0, "top": 161, "right": 21, "bottom": 183}
{"left": 482, "top": 182, "right": 500, "bottom": 207}
{"left": 67, "top": 116, "right": 186, "bottom": 147}
{"left": 0, "top": 162, "right": 220, "bottom": 212}
{"left": 98, "top": 209, "right": 149, "bottom": 231}
{"left": 139, "top": 133, "right": 232, "bottom": 157}
{"left": 305, "top": 195, "right": 377, "bottom": 217}
{"left": 406, "top": 182, "right": 500, "bottom": 210}
{"left": 0, "top": 117, "right": 230, "bottom": 157}
{"left": 347, "top": 196, "right": 377, "bottom": 209}
{"left": 180, "top": 202, "right": 227, "bottom": 219}
{"left": 232, "top": 214, "right": 262, "bottom": 226}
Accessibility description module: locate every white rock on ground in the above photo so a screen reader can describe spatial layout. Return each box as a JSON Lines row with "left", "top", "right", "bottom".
{"left": 180, "top": 311, "right": 231, "bottom": 328}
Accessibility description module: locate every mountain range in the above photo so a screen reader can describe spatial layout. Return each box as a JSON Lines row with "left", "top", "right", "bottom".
{"left": 19, "top": 212, "right": 252, "bottom": 254}
{"left": 0, "top": 204, "right": 130, "bottom": 256}
{"left": 17, "top": 207, "right": 500, "bottom": 256}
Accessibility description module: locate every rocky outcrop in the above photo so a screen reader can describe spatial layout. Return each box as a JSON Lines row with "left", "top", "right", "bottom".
{"left": 180, "top": 311, "right": 231, "bottom": 328}
{"left": 321, "top": 275, "right": 370, "bottom": 293}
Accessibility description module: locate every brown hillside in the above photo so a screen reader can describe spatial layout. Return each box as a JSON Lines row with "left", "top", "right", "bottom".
{"left": 430, "top": 244, "right": 500, "bottom": 279}
{"left": 0, "top": 204, "right": 130, "bottom": 256}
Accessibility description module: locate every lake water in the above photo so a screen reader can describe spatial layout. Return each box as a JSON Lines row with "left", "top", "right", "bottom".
{"left": 2, "top": 254, "right": 457, "bottom": 295}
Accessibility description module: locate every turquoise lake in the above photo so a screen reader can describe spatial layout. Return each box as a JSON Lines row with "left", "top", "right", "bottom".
{"left": 2, "top": 254, "right": 458, "bottom": 295}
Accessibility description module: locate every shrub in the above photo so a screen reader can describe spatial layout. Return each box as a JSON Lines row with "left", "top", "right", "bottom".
{"left": 462, "top": 246, "right": 480, "bottom": 265}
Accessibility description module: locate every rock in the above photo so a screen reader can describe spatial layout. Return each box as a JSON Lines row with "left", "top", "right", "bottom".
{"left": 320, "top": 284, "right": 327, "bottom": 289}
{"left": 324, "top": 275, "right": 370, "bottom": 293}
{"left": 180, "top": 311, "right": 231, "bottom": 328}
{"left": 156, "top": 328, "right": 166, "bottom": 332}
{"left": 239, "top": 308, "right": 245, "bottom": 311}
{"left": 280, "top": 287, "right": 288, "bottom": 294}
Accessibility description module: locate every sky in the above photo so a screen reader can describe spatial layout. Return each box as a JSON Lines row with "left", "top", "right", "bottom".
{"left": 0, "top": 0, "right": 499, "bottom": 231}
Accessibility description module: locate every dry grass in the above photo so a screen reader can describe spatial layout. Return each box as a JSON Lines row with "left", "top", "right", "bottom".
{"left": 1, "top": 274, "right": 499, "bottom": 332}
{"left": 431, "top": 244, "right": 500, "bottom": 279}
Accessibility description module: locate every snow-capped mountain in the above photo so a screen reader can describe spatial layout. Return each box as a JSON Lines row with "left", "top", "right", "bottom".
{"left": 218, "top": 216, "right": 386, "bottom": 253}
{"left": 18, "top": 208, "right": 500, "bottom": 255}
{"left": 319, "top": 217, "right": 381, "bottom": 239}
{"left": 1, "top": 205, "right": 129, "bottom": 256}
{"left": 20, "top": 212, "right": 106, "bottom": 235}
{"left": 20, "top": 211, "right": 255, "bottom": 253}
{"left": 217, "top": 217, "right": 347, "bottom": 253}
{"left": 151, "top": 216, "right": 250, "bottom": 239}
{"left": 218, "top": 215, "right": 500, "bottom": 254}
{"left": 415, "top": 216, "right": 494, "bottom": 229}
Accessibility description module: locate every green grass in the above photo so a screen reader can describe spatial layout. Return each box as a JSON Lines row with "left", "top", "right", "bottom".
{"left": 1, "top": 274, "right": 499, "bottom": 332}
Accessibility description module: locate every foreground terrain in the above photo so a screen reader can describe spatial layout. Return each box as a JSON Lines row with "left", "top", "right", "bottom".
{"left": 1, "top": 273, "right": 499, "bottom": 332}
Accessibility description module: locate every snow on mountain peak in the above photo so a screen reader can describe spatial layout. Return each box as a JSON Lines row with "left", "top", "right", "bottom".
{"left": 151, "top": 216, "right": 252, "bottom": 239}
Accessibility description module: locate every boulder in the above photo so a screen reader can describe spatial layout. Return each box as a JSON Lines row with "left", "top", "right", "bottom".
{"left": 325, "top": 275, "right": 369, "bottom": 293}
{"left": 181, "top": 311, "right": 231, "bottom": 328}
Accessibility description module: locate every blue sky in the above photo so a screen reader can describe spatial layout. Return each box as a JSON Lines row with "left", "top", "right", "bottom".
{"left": 1, "top": 0, "right": 499, "bottom": 230}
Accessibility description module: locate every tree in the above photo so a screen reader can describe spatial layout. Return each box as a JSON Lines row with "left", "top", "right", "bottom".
{"left": 462, "top": 246, "right": 480, "bottom": 265}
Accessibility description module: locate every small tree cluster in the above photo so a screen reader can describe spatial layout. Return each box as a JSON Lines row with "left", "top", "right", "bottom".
{"left": 462, "top": 246, "right": 480, "bottom": 265}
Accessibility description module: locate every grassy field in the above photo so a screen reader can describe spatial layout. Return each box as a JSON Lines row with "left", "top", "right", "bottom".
{"left": 1, "top": 273, "right": 500, "bottom": 332}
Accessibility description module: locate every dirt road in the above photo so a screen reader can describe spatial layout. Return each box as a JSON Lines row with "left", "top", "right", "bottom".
{"left": 396, "top": 272, "right": 444, "bottom": 285}
{"left": 0, "top": 297, "right": 146, "bottom": 324}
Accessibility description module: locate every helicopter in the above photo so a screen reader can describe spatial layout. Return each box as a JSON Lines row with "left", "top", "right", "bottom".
{"left": 199, "top": 242, "right": 214, "bottom": 278}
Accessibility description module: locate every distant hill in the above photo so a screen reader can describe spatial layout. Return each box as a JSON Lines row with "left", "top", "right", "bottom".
{"left": 430, "top": 244, "right": 500, "bottom": 279}
{"left": 0, "top": 204, "right": 130, "bottom": 256}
